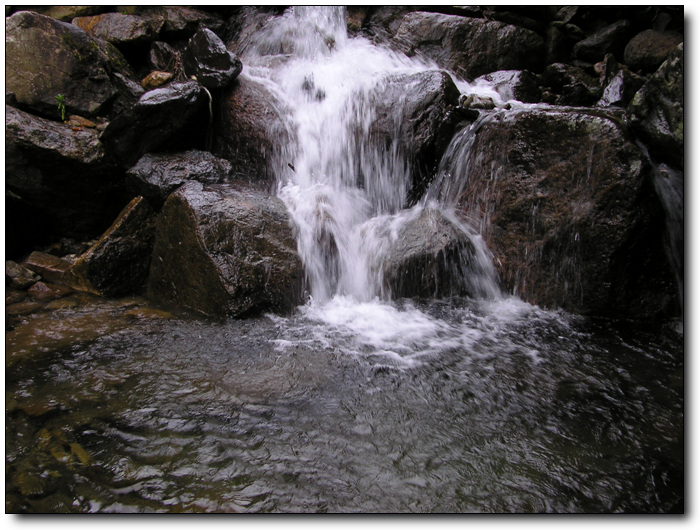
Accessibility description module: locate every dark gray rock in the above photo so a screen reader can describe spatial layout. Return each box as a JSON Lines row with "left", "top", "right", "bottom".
{"left": 6, "top": 261, "right": 40, "bottom": 289}
{"left": 147, "top": 182, "right": 304, "bottom": 318}
{"left": 5, "top": 10, "right": 140, "bottom": 120}
{"left": 126, "top": 150, "right": 232, "bottom": 208}
{"left": 69, "top": 196, "right": 157, "bottom": 296}
{"left": 447, "top": 107, "right": 679, "bottom": 320}
{"left": 628, "top": 43, "right": 683, "bottom": 169}
{"left": 149, "top": 41, "right": 183, "bottom": 75}
{"left": 541, "top": 63, "right": 601, "bottom": 106}
{"left": 596, "top": 54, "right": 645, "bottom": 108}
{"left": 183, "top": 28, "right": 243, "bottom": 89}
{"left": 100, "top": 80, "right": 210, "bottom": 168}
{"left": 571, "top": 19, "right": 631, "bottom": 64}
{"left": 138, "top": 6, "right": 225, "bottom": 39}
{"left": 72, "top": 12, "right": 164, "bottom": 47}
{"left": 474, "top": 70, "right": 541, "bottom": 103}
{"left": 624, "top": 29, "right": 683, "bottom": 73}
{"left": 393, "top": 11, "right": 546, "bottom": 81}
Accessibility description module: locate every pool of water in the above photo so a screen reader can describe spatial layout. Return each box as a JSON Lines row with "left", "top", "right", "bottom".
{"left": 5, "top": 294, "right": 683, "bottom": 513}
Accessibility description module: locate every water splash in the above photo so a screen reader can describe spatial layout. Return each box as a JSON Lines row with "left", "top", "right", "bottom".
{"left": 238, "top": 6, "right": 500, "bottom": 305}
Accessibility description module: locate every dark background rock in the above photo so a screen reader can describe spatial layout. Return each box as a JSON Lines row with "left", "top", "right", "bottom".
{"left": 5, "top": 10, "right": 141, "bottom": 121}
{"left": 69, "top": 196, "right": 156, "bottom": 296}
{"left": 72, "top": 12, "right": 164, "bottom": 48}
{"left": 147, "top": 182, "right": 304, "bottom": 318}
{"left": 126, "top": 150, "right": 233, "bottom": 208}
{"left": 624, "top": 29, "right": 683, "bottom": 73}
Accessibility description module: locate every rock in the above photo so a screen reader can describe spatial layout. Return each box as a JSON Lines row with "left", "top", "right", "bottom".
{"left": 69, "top": 197, "right": 156, "bottom": 296}
{"left": 571, "top": 19, "right": 631, "bottom": 64}
{"left": 393, "top": 12, "right": 546, "bottom": 81}
{"left": 596, "top": 55, "right": 645, "bottom": 108}
{"left": 447, "top": 107, "right": 678, "bottom": 320}
{"left": 5, "top": 10, "right": 140, "bottom": 120}
{"left": 183, "top": 28, "right": 243, "bottom": 89}
{"left": 380, "top": 207, "right": 492, "bottom": 299}
{"left": 100, "top": 80, "right": 211, "bottom": 168}
{"left": 6, "top": 261, "right": 40, "bottom": 289}
{"left": 137, "top": 6, "right": 225, "bottom": 40}
{"left": 149, "top": 41, "right": 183, "bottom": 74}
{"left": 71, "top": 12, "right": 164, "bottom": 48}
{"left": 368, "top": 70, "right": 464, "bottom": 204}
{"left": 213, "top": 75, "right": 293, "bottom": 186}
{"left": 23, "top": 251, "right": 72, "bottom": 284}
{"left": 5, "top": 105, "right": 129, "bottom": 243}
{"left": 126, "top": 150, "right": 232, "bottom": 208}
{"left": 541, "top": 63, "right": 601, "bottom": 106}
{"left": 27, "top": 281, "right": 74, "bottom": 301}
{"left": 624, "top": 29, "right": 683, "bottom": 73}
{"left": 24, "top": 6, "right": 108, "bottom": 22}
{"left": 473, "top": 70, "right": 541, "bottom": 103}
{"left": 628, "top": 43, "right": 683, "bottom": 169}
{"left": 65, "top": 115, "right": 97, "bottom": 128}
{"left": 141, "top": 71, "right": 174, "bottom": 89}
{"left": 147, "top": 181, "right": 304, "bottom": 318}
{"left": 459, "top": 94, "right": 497, "bottom": 110}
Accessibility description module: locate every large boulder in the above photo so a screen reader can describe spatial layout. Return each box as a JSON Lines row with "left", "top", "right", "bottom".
{"left": 367, "top": 70, "right": 464, "bottom": 205}
{"left": 147, "top": 182, "right": 304, "bottom": 318}
{"left": 136, "top": 6, "right": 225, "bottom": 40}
{"left": 69, "top": 196, "right": 156, "bottom": 296}
{"left": 571, "top": 19, "right": 632, "bottom": 64}
{"left": 213, "top": 75, "right": 293, "bottom": 186}
{"left": 380, "top": 207, "right": 497, "bottom": 300}
{"left": 444, "top": 107, "right": 679, "bottom": 320}
{"left": 5, "top": 105, "right": 129, "bottom": 250}
{"left": 623, "top": 29, "right": 683, "bottom": 73}
{"left": 5, "top": 10, "right": 141, "bottom": 120}
{"left": 100, "top": 80, "right": 211, "bottom": 168}
{"left": 126, "top": 150, "right": 233, "bottom": 208}
{"left": 71, "top": 12, "right": 164, "bottom": 48}
{"left": 183, "top": 28, "right": 243, "bottom": 90}
{"left": 627, "top": 43, "right": 683, "bottom": 169}
{"left": 393, "top": 12, "right": 546, "bottom": 81}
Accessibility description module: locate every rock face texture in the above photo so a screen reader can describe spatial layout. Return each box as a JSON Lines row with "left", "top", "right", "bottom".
{"left": 443, "top": 108, "right": 678, "bottom": 319}
{"left": 183, "top": 28, "right": 243, "bottom": 89}
{"left": 5, "top": 10, "right": 140, "bottom": 120}
{"left": 147, "top": 182, "right": 304, "bottom": 318}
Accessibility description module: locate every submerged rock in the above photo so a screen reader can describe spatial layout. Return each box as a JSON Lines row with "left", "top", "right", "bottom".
{"left": 69, "top": 196, "right": 157, "bottom": 297}
{"left": 147, "top": 182, "right": 304, "bottom": 318}
{"left": 450, "top": 107, "right": 679, "bottom": 319}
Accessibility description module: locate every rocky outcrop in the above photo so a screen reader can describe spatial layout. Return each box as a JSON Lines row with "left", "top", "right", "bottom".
{"left": 69, "top": 196, "right": 156, "bottom": 296}
{"left": 126, "top": 150, "right": 232, "bottom": 208}
{"left": 627, "top": 43, "right": 683, "bottom": 169}
{"left": 446, "top": 107, "right": 678, "bottom": 320}
{"left": 183, "top": 28, "right": 243, "bottom": 89}
{"left": 100, "top": 80, "right": 211, "bottom": 168}
{"left": 623, "top": 29, "right": 683, "bottom": 73}
{"left": 5, "top": 10, "right": 141, "bottom": 120}
{"left": 147, "top": 182, "right": 304, "bottom": 318}
{"left": 71, "top": 12, "right": 164, "bottom": 48}
{"left": 393, "top": 12, "right": 546, "bottom": 81}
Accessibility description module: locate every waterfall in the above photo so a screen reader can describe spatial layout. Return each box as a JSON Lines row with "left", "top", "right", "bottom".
{"left": 238, "top": 6, "right": 500, "bottom": 306}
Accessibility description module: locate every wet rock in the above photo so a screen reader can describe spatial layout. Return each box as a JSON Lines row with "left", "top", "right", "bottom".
{"left": 541, "top": 63, "right": 601, "bottom": 106}
{"left": 473, "top": 70, "right": 541, "bottom": 104}
{"left": 5, "top": 10, "right": 140, "bottom": 120}
{"left": 596, "top": 55, "right": 645, "bottom": 108}
{"left": 369, "top": 70, "right": 464, "bottom": 204}
{"left": 100, "top": 80, "right": 210, "bottom": 168}
{"left": 23, "top": 251, "right": 72, "bottom": 284}
{"left": 137, "top": 6, "right": 225, "bottom": 40}
{"left": 459, "top": 94, "right": 497, "bottom": 110}
{"left": 183, "top": 28, "right": 243, "bottom": 90}
{"left": 393, "top": 11, "right": 546, "bottom": 81}
{"left": 23, "top": 6, "right": 108, "bottom": 22}
{"left": 6, "top": 261, "right": 40, "bottom": 289}
{"left": 71, "top": 12, "right": 163, "bottom": 48}
{"left": 571, "top": 19, "right": 631, "bottom": 64}
{"left": 213, "top": 75, "right": 293, "bottom": 186}
{"left": 147, "top": 181, "right": 304, "bottom": 318}
{"left": 149, "top": 41, "right": 183, "bottom": 74}
{"left": 126, "top": 150, "right": 232, "bottom": 208}
{"left": 381, "top": 208, "right": 483, "bottom": 299}
{"left": 627, "top": 43, "right": 683, "bottom": 169}
{"left": 453, "top": 107, "right": 678, "bottom": 320}
{"left": 69, "top": 196, "right": 156, "bottom": 297}
{"left": 27, "top": 281, "right": 74, "bottom": 301}
{"left": 624, "top": 30, "right": 683, "bottom": 73}
{"left": 5, "top": 105, "right": 128, "bottom": 243}
{"left": 141, "top": 70, "right": 173, "bottom": 89}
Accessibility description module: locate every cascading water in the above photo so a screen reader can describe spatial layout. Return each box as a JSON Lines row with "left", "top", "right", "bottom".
{"left": 238, "top": 6, "right": 500, "bottom": 308}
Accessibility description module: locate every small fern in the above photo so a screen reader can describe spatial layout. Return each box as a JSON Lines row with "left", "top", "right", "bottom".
{"left": 55, "top": 94, "right": 66, "bottom": 122}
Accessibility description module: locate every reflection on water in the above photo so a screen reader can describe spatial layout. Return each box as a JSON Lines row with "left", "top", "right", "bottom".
{"left": 5, "top": 295, "right": 683, "bottom": 513}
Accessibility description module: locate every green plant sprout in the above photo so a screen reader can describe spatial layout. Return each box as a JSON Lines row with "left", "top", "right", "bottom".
{"left": 55, "top": 93, "right": 66, "bottom": 122}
